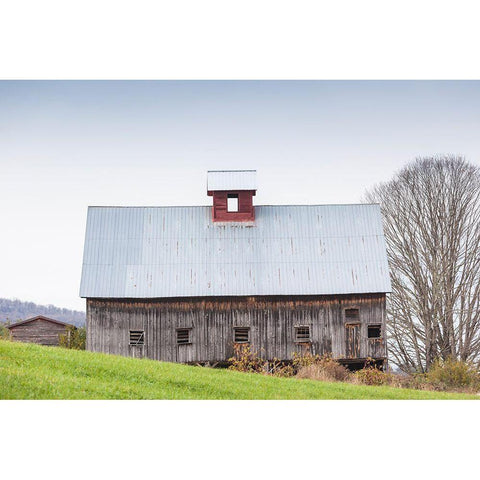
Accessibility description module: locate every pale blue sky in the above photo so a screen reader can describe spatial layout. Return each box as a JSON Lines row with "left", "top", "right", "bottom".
{"left": 1, "top": 80, "right": 479, "bottom": 310}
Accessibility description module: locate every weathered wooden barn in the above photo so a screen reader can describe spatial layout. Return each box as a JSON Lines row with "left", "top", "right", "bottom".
{"left": 80, "top": 170, "right": 391, "bottom": 368}
{"left": 7, "top": 315, "right": 75, "bottom": 346}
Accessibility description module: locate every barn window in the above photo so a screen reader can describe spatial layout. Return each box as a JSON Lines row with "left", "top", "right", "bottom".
{"left": 227, "top": 193, "right": 239, "bottom": 212}
{"left": 129, "top": 330, "right": 145, "bottom": 345}
{"left": 345, "top": 308, "right": 360, "bottom": 321}
{"left": 234, "top": 327, "right": 250, "bottom": 343}
{"left": 295, "top": 326, "right": 311, "bottom": 342}
{"left": 176, "top": 328, "right": 192, "bottom": 345}
{"left": 368, "top": 324, "right": 382, "bottom": 339}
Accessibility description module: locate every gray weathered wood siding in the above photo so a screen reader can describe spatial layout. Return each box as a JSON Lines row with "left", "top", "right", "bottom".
{"left": 86, "top": 294, "right": 386, "bottom": 364}
{"left": 9, "top": 319, "right": 68, "bottom": 346}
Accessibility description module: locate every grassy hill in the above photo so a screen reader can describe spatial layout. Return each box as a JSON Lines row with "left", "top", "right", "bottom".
{"left": 0, "top": 340, "right": 477, "bottom": 399}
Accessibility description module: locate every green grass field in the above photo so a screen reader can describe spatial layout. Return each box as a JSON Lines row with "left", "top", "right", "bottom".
{"left": 0, "top": 340, "right": 477, "bottom": 399}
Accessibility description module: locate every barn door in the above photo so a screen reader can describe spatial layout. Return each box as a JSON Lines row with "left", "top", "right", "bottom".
{"left": 345, "top": 323, "right": 361, "bottom": 358}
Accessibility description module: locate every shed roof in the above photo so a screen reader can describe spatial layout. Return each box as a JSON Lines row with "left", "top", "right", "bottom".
{"left": 207, "top": 170, "right": 257, "bottom": 191}
{"left": 7, "top": 315, "right": 75, "bottom": 329}
{"left": 80, "top": 204, "right": 391, "bottom": 298}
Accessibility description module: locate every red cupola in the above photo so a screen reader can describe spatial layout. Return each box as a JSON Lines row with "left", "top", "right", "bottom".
{"left": 207, "top": 170, "right": 257, "bottom": 222}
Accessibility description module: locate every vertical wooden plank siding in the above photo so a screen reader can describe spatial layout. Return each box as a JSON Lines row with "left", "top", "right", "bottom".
{"left": 86, "top": 294, "right": 387, "bottom": 364}
{"left": 9, "top": 319, "right": 69, "bottom": 346}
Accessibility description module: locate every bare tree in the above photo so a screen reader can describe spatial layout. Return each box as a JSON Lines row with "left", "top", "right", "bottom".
{"left": 365, "top": 156, "right": 480, "bottom": 372}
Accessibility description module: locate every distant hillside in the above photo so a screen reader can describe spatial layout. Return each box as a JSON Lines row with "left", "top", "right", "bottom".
{"left": 0, "top": 298, "right": 85, "bottom": 326}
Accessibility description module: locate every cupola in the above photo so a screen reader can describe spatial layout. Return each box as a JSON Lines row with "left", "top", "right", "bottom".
{"left": 207, "top": 170, "right": 257, "bottom": 222}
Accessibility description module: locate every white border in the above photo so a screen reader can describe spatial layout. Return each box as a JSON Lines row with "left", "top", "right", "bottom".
{"left": 1, "top": 0, "right": 480, "bottom": 79}
{"left": 1, "top": 1, "right": 479, "bottom": 477}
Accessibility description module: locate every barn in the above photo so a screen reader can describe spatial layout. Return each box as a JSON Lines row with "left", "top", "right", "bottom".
{"left": 7, "top": 315, "right": 75, "bottom": 346}
{"left": 80, "top": 170, "right": 391, "bottom": 369}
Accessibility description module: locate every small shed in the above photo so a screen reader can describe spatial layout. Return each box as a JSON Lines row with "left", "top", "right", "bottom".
{"left": 7, "top": 315, "right": 75, "bottom": 346}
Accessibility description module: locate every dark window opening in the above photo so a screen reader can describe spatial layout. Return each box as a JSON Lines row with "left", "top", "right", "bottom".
{"left": 129, "top": 330, "right": 145, "bottom": 346}
{"left": 345, "top": 308, "right": 360, "bottom": 321}
{"left": 368, "top": 324, "right": 382, "bottom": 339}
{"left": 295, "top": 326, "right": 311, "bottom": 342}
{"left": 176, "top": 328, "right": 192, "bottom": 345}
{"left": 234, "top": 327, "right": 250, "bottom": 343}
{"left": 227, "top": 194, "right": 239, "bottom": 212}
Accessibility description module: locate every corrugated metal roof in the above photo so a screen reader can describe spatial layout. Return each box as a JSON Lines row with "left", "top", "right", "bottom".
{"left": 207, "top": 170, "right": 257, "bottom": 191}
{"left": 80, "top": 204, "right": 391, "bottom": 298}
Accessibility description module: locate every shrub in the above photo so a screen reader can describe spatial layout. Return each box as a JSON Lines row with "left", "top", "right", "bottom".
{"left": 353, "top": 359, "right": 391, "bottom": 386}
{"left": 291, "top": 351, "right": 322, "bottom": 370}
{"left": 352, "top": 359, "right": 480, "bottom": 391}
{"left": 426, "top": 357, "right": 480, "bottom": 391}
{"left": 353, "top": 367, "right": 391, "bottom": 386}
{"left": 0, "top": 323, "right": 11, "bottom": 340}
{"left": 59, "top": 326, "right": 86, "bottom": 350}
{"left": 228, "top": 344, "right": 265, "bottom": 373}
{"left": 296, "top": 354, "right": 350, "bottom": 382}
{"left": 265, "top": 358, "right": 295, "bottom": 377}
{"left": 228, "top": 347, "right": 297, "bottom": 377}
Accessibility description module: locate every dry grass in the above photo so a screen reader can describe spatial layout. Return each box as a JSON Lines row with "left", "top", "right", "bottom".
{"left": 296, "top": 357, "right": 350, "bottom": 382}
{"left": 294, "top": 355, "right": 480, "bottom": 395}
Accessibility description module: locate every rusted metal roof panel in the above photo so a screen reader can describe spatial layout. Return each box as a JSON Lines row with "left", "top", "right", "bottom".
{"left": 207, "top": 170, "right": 257, "bottom": 191}
{"left": 80, "top": 204, "right": 391, "bottom": 298}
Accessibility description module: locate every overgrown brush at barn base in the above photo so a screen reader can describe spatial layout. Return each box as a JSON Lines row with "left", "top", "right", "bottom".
{"left": 228, "top": 344, "right": 480, "bottom": 394}
{"left": 352, "top": 361, "right": 392, "bottom": 386}
{"left": 295, "top": 353, "right": 350, "bottom": 382}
